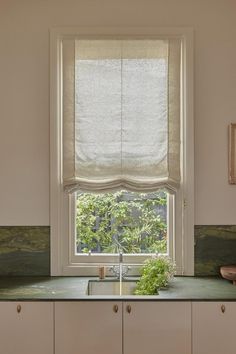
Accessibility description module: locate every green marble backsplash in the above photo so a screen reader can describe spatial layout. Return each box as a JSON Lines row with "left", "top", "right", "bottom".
{"left": 0, "top": 225, "right": 235, "bottom": 276}
{"left": 195, "top": 225, "right": 236, "bottom": 276}
{"left": 0, "top": 226, "right": 50, "bottom": 276}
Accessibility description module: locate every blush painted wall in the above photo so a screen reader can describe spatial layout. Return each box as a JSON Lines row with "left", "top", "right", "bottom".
{"left": 0, "top": 0, "right": 236, "bottom": 226}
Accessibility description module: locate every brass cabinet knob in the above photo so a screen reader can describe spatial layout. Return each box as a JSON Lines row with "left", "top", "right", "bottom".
{"left": 126, "top": 305, "right": 131, "bottom": 314}
{"left": 113, "top": 304, "right": 119, "bottom": 313}
{"left": 17, "top": 305, "right": 21, "bottom": 314}
{"left": 221, "top": 304, "right": 226, "bottom": 313}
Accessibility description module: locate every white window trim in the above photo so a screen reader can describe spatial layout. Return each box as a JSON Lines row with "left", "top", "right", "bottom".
{"left": 50, "top": 27, "right": 194, "bottom": 276}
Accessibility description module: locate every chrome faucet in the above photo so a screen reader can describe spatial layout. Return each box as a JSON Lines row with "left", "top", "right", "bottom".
{"left": 119, "top": 251, "right": 123, "bottom": 264}
{"left": 109, "top": 251, "right": 130, "bottom": 279}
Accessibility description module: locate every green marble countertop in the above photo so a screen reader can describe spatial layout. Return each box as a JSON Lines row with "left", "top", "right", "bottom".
{"left": 0, "top": 276, "right": 236, "bottom": 301}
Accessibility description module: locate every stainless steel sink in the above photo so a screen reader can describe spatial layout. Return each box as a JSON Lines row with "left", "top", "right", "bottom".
{"left": 88, "top": 279, "right": 137, "bottom": 296}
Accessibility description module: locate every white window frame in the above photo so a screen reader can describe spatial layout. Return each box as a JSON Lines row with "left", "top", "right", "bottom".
{"left": 50, "top": 27, "right": 194, "bottom": 276}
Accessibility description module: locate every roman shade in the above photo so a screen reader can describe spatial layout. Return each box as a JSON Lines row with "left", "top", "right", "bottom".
{"left": 62, "top": 38, "right": 181, "bottom": 193}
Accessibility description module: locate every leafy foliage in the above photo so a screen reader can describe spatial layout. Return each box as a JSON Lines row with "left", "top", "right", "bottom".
{"left": 76, "top": 191, "right": 167, "bottom": 254}
{"left": 135, "top": 256, "right": 175, "bottom": 295}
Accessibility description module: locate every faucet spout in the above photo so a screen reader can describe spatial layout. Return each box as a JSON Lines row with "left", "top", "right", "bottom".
{"left": 109, "top": 252, "right": 130, "bottom": 279}
{"left": 119, "top": 252, "right": 123, "bottom": 296}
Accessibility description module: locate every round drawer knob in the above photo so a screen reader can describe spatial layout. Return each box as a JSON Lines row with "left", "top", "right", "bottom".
{"left": 113, "top": 304, "right": 119, "bottom": 313}
{"left": 126, "top": 305, "right": 131, "bottom": 314}
{"left": 221, "top": 305, "right": 226, "bottom": 313}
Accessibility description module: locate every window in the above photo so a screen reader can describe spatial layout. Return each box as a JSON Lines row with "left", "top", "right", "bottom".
{"left": 50, "top": 28, "right": 194, "bottom": 276}
{"left": 75, "top": 190, "right": 168, "bottom": 255}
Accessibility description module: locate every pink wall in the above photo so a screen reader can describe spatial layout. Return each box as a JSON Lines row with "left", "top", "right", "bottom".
{"left": 0, "top": 0, "right": 236, "bottom": 225}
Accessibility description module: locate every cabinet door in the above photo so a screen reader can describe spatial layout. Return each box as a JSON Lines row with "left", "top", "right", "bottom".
{"left": 123, "top": 301, "right": 191, "bottom": 354}
{"left": 192, "top": 301, "right": 236, "bottom": 354}
{"left": 55, "top": 301, "right": 122, "bottom": 354}
{"left": 0, "top": 301, "right": 53, "bottom": 354}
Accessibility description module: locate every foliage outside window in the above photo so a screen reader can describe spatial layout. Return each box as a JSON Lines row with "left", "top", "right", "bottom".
{"left": 76, "top": 191, "right": 167, "bottom": 255}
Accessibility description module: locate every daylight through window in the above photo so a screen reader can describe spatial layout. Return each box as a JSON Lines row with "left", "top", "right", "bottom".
{"left": 76, "top": 190, "right": 168, "bottom": 255}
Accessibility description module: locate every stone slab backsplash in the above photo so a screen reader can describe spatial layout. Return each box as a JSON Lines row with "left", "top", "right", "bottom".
{"left": 194, "top": 225, "right": 236, "bottom": 276}
{"left": 0, "top": 225, "right": 236, "bottom": 276}
{"left": 0, "top": 226, "right": 50, "bottom": 276}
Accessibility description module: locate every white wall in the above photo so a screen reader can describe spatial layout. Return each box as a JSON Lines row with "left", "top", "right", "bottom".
{"left": 0, "top": 0, "right": 236, "bottom": 225}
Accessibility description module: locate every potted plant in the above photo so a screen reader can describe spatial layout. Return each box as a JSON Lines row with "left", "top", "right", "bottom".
{"left": 135, "top": 256, "right": 175, "bottom": 295}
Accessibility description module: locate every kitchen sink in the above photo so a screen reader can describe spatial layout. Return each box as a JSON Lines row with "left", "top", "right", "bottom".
{"left": 87, "top": 279, "right": 137, "bottom": 296}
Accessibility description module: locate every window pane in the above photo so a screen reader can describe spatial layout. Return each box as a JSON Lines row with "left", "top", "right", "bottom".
{"left": 76, "top": 190, "right": 167, "bottom": 254}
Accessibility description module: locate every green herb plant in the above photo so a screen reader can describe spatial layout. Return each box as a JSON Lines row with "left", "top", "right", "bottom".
{"left": 135, "top": 256, "right": 175, "bottom": 295}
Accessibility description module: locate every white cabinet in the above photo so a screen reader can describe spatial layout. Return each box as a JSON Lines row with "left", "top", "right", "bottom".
{"left": 192, "top": 301, "right": 236, "bottom": 354}
{"left": 3, "top": 299, "right": 236, "bottom": 354}
{"left": 55, "top": 301, "right": 191, "bottom": 354}
{"left": 55, "top": 301, "right": 122, "bottom": 354}
{"left": 124, "top": 301, "right": 191, "bottom": 354}
{"left": 0, "top": 301, "right": 53, "bottom": 354}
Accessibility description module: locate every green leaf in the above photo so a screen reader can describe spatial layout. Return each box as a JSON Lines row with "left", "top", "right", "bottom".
{"left": 135, "top": 256, "right": 175, "bottom": 295}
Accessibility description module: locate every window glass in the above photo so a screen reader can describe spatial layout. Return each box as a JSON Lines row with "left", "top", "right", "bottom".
{"left": 76, "top": 190, "right": 168, "bottom": 255}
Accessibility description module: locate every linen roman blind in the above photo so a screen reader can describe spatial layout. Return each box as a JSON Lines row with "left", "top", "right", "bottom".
{"left": 62, "top": 38, "right": 181, "bottom": 193}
